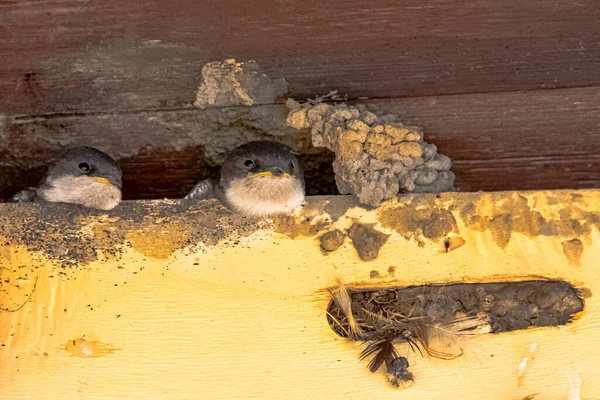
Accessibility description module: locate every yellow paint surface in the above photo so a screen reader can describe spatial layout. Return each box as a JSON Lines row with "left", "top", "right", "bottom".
{"left": 1, "top": 190, "right": 599, "bottom": 399}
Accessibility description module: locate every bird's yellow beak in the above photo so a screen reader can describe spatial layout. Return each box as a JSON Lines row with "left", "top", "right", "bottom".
{"left": 256, "top": 172, "right": 291, "bottom": 178}
{"left": 93, "top": 177, "right": 112, "bottom": 185}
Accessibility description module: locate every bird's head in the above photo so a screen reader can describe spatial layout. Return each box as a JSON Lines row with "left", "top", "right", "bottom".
{"left": 37, "top": 146, "right": 122, "bottom": 210}
{"left": 220, "top": 141, "right": 305, "bottom": 216}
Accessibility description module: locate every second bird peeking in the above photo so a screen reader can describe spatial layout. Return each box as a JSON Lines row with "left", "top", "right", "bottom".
{"left": 185, "top": 141, "right": 306, "bottom": 217}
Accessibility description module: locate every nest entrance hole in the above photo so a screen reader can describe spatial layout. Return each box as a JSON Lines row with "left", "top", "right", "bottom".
{"left": 327, "top": 280, "right": 585, "bottom": 339}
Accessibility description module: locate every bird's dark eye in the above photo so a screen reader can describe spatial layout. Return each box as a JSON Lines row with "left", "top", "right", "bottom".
{"left": 243, "top": 159, "right": 255, "bottom": 168}
{"left": 289, "top": 161, "right": 295, "bottom": 172}
{"left": 78, "top": 162, "right": 91, "bottom": 173}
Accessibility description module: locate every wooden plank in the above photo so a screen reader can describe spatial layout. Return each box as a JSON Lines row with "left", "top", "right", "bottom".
{"left": 1, "top": 87, "right": 598, "bottom": 201}
{"left": 1, "top": 0, "right": 599, "bottom": 115}
{"left": 370, "top": 86, "right": 600, "bottom": 191}
{"left": 1, "top": 190, "right": 599, "bottom": 399}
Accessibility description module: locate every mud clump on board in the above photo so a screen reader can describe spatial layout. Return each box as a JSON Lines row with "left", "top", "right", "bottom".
{"left": 193, "top": 59, "right": 288, "bottom": 109}
{"left": 347, "top": 223, "right": 390, "bottom": 261}
{"left": 327, "top": 280, "right": 585, "bottom": 338}
{"left": 459, "top": 193, "right": 600, "bottom": 249}
{"left": 273, "top": 213, "right": 331, "bottom": 239}
{"left": 286, "top": 94, "right": 456, "bottom": 207}
{"left": 562, "top": 238, "right": 584, "bottom": 267}
{"left": 443, "top": 236, "right": 466, "bottom": 252}
{"left": 320, "top": 229, "right": 346, "bottom": 252}
{"left": 379, "top": 195, "right": 458, "bottom": 243}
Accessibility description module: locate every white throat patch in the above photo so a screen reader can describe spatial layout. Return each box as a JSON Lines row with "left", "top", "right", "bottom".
{"left": 225, "top": 175, "right": 305, "bottom": 216}
{"left": 38, "top": 175, "right": 122, "bottom": 210}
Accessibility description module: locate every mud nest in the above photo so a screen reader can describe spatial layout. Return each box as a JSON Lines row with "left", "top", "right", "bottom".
{"left": 286, "top": 95, "right": 456, "bottom": 207}
{"left": 326, "top": 280, "right": 584, "bottom": 388}
{"left": 327, "top": 280, "right": 584, "bottom": 340}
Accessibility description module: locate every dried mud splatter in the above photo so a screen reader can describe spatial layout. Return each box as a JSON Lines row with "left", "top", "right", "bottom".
{"left": 0, "top": 200, "right": 269, "bottom": 268}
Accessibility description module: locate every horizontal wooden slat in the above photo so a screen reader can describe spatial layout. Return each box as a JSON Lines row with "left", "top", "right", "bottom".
{"left": 369, "top": 86, "right": 600, "bottom": 191}
{"left": 1, "top": 190, "right": 600, "bottom": 399}
{"left": 1, "top": 0, "right": 599, "bottom": 115}
{"left": 1, "top": 86, "right": 598, "bottom": 201}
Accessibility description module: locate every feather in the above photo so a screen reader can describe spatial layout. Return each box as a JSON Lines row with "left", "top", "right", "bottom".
{"left": 359, "top": 307, "right": 393, "bottom": 330}
{"left": 10, "top": 188, "right": 38, "bottom": 203}
{"left": 184, "top": 180, "right": 215, "bottom": 201}
{"left": 359, "top": 339, "right": 399, "bottom": 373}
{"left": 328, "top": 280, "right": 365, "bottom": 340}
{"left": 412, "top": 321, "right": 464, "bottom": 360}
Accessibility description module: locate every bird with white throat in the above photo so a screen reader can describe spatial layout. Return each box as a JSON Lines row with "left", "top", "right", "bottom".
{"left": 11, "top": 146, "right": 122, "bottom": 211}
{"left": 185, "top": 141, "right": 305, "bottom": 216}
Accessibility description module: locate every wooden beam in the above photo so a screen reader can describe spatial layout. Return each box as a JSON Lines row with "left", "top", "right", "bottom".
{"left": 370, "top": 87, "right": 600, "bottom": 191}
{"left": 1, "top": 0, "right": 599, "bottom": 115}
{"left": 2, "top": 87, "right": 599, "bottom": 201}
{"left": 1, "top": 190, "right": 599, "bottom": 398}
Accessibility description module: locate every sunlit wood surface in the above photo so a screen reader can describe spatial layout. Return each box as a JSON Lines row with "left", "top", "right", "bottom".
{"left": 1, "top": 190, "right": 599, "bottom": 399}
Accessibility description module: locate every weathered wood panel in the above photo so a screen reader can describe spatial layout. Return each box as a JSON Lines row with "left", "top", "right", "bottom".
{"left": 2, "top": 87, "right": 598, "bottom": 200}
{"left": 1, "top": 190, "right": 599, "bottom": 399}
{"left": 1, "top": 0, "right": 599, "bottom": 115}
{"left": 371, "top": 86, "right": 600, "bottom": 191}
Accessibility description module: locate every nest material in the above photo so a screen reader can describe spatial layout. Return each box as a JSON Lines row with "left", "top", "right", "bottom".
{"left": 326, "top": 281, "right": 584, "bottom": 388}
{"left": 327, "top": 281, "right": 490, "bottom": 389}
{"left": 286, "top": 96, "right": 456, "bottom": 207}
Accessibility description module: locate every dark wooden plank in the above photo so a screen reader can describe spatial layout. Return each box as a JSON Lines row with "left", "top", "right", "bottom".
{"left": 1, "top": 0, "right": 599, "bottom": 115}
{"left": 369, "top": 86, "right": 600, "bottom": 191}
{"left": 1, "top": 87, "right": 598, "bottom": 201}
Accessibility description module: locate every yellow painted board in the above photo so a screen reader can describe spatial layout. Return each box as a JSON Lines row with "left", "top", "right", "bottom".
{"left": 1, "top": 190, "right": 599, "bottom": 399}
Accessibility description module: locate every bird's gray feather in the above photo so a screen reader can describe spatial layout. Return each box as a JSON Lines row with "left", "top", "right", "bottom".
{"left": 10, "top": 188, "right": 38, "bottom": 203}
{"left": 184, "top": 180, "right": 215, "bottom": 201}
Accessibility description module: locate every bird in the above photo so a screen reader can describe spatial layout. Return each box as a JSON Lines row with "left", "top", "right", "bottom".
{"left": 10, "top": 146, "right": 122, "bottom": 210}
{"left": 185, "top": 141, "right": 305, "bottom": 216}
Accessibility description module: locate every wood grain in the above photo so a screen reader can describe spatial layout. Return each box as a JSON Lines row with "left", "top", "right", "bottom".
{"left": 2, "top": 87, "right": 598, "bottom": 200}
{"left": 1, "top": 0, "right": 599, "bottom": 115}
{"left": 1, "top": 190, "right": 599, "bottom": 399}
{"left": 370, "top": 86, "right": 600, "bottom": 191}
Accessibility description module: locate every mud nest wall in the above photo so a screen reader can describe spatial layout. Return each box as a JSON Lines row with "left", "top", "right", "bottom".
{"left": 327, "top": 281, "right": 585, "bottom": 339}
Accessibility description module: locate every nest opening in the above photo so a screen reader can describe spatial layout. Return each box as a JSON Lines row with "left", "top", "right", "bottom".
{"left": 327, "top": 280, "right": 585, "bottom": 340}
